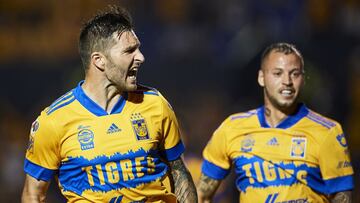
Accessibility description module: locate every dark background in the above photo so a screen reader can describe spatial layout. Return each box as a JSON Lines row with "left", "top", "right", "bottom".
{"left": 1, "top": 0, "right": 359, "bottom": 202}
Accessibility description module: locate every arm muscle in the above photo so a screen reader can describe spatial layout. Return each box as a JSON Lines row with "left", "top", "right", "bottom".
{"left": 22, "top": 174, "right": 50, "bottom": 203}
{"left": 168, "top": 157, "right": 197, "bottom": 203}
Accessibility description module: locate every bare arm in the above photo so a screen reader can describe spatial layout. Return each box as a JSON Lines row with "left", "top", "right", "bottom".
{"left": 168, "top": 157, "right": 197, "bottom": 203}
{"left": 197, "top": 173, "right": 221, "bottom": 203}
{"left": 330, "top": 191, "right": 352, "bottom": 203}
{"left": 22, "top": 174, "right": 50, "bottom": 203}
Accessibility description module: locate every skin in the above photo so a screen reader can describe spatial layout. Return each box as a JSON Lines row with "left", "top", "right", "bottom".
{"left": 82, "top": 30, "right": 145, "bottom": 113}
{"left": 258, "top": 51, "right": 304, "bottom": 127}
{"left": 169, "top": 157, "right": 198, "bottom": 203}
{"left": 197, "top": 50, "right": 352, "bottom": 202}
{"left": 197, "top": 174, "right": 221, "bottom": 203}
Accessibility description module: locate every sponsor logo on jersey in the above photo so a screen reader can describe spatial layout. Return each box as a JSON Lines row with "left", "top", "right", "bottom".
{"left": 267, "top": 137, "right": 279, "bottom": 146}
{"left": 78, "top": 125, "right": 94, "bottom": 150}
{"left": 290, "top": 137, "right": 306, "bottom": 158}
{"left": 336, "top": 134, "right": 348, "bottom": 147}
{"left": 131, "top": 113, "right": 150, "bottom": 141}
{"left": 241, "top": 135, "right": 255, "bottom": 152}
{"left": 107, "top": 123, "right": 121, "bottom": 134}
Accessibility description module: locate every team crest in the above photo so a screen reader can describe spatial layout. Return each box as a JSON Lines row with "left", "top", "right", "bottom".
{"left": 290, "top": 137, "right": 307, "bottom": 158}
{"left": 131, "top": 113, "right": 150, "bottom": 141}
{"left": 241, "top": 135, "right": 255, "bottom": 152}
{"left": 77, "top": 125, "right": 94, "bottom": 150}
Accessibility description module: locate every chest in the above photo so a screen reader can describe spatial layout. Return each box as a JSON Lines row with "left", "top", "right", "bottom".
{"left": 227, "top": 128, "right": 321, "bottom": 165}
{"left": 58, "top": 111, "right": 162, "bottom": 160}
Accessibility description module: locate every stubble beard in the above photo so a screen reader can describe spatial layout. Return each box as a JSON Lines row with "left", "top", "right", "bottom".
{"left": 264, "top": 88, "right": 298, "bottom": 112}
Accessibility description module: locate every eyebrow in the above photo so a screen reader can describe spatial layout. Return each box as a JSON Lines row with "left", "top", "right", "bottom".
{"left": 124, "top": 42, "right": 140, "bottom": 51}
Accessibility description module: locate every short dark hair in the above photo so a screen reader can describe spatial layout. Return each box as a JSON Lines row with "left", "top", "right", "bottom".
{"left": 260, "top": 42, "right": 304, "bottom": 70}
{"left": 79, "top": 5, "right": 133, "bottom": 70}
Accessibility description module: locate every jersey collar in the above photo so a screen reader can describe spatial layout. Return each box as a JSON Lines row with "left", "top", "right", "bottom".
{"left": 73, "top": 81, "right": 127, "bottom": 116}
{"left": 257, "top": 103, "right": 309, "bottom": 129}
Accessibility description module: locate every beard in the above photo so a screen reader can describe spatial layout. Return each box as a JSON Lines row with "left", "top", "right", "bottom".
{"left": 107, "top": 59, "right": 137, "bottom": 92}
{"left": 264, "top": 87, "right": 299, "bottom": 111}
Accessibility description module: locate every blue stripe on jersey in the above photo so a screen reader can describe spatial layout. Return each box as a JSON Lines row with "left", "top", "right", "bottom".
{"left": 201, "top": 159, "right": 230, "bottom": 180}
{"left": 230, "top": 110, "right": 257, "bottom": 120}
{"left": 47, "top": 96, "right": 75, "bottom": 115}
{"left": 49, "top": 90, "right": 73, "bottom": 109}
{"left": 324, "top": 175, "right": 354, "bottom": 194}
{"left": 306, "top": 112, "right": 336, "bottom": 129}
{"left": 143, "top": 91, "right": 159, "bottom": 96}
{"left": 73, "top": 81, "right": 126, "bottom": 116}
{"left": 24, "top": 158, "right": 56, "bottom": 181}
{"left": 58, "top": 148, "right": 167, "bottom": 195}
{"left": 233, "top": 156, "right": 333, "bottom": 194}
{"left": 160, "top": 141, "right": 185, "bottom": 161}
{"left": 257, "top": 104, "right": 309, "bottom": 129}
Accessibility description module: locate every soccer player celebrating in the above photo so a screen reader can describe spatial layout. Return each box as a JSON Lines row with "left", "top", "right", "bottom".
{"left": 22, "top": 6, "right": 197, "bottom": 203}
{"left": 197, "top": 43, "right": 354, "bottom": 203}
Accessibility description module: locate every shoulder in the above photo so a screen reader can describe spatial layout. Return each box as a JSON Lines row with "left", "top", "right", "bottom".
{"left": 218, "top": 109, "right": 258, "bottom": 130}
{"left": 45, "top": 89, "right": 76, "bottom": 116}
{"left": 305, "top": 109, "right": 341, "bottom": 130}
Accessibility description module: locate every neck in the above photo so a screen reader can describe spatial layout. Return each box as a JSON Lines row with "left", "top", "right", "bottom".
{"left": 81, "top": 77, "right": 122, "bottom": 114}
{"left": 263, "top": 101, "right": 298, "bottom": 128}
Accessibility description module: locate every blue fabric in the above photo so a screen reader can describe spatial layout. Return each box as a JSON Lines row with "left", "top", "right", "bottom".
{"left": 73, "top": 81, "right": 126, "bottom": 116}
{"left": 161, "top": 141, "right": 185, "bottom": 161}
{"left": 257, "top": 103, "right": 309, "bottom": 129}
{"left": 324, "top": 175, "right": 354, "bottom": 194}
{"left": 202, "top": 159, "right": 230, "bottom": 180}
{"left": 24, "top": 159, "right": 56, "bottom": 181}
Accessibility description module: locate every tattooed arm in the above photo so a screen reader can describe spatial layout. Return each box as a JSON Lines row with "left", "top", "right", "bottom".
{"left": 197, "top": 173, "right": 221, "bottom": 203}
{"left": 330, "top": 191, "right": 352, "bottom": 203}
{"left": 168, "top": 157, "right": 198, "bottom": 203}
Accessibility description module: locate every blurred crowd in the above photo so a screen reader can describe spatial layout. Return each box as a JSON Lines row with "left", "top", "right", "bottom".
{"left": 1, "top": 0, "right": 359, "bottom": 202}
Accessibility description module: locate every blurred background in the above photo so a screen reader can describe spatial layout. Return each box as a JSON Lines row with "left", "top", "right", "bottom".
{"left": 1, "top": 0, "right": 359, "bottom": 202}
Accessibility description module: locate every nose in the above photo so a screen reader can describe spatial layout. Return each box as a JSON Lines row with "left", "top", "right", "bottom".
{"left": 282, "top": 73, "right": 293, "bottom": 86}
{"left": 135, "top": 49, "right": 145, "bottom": 64}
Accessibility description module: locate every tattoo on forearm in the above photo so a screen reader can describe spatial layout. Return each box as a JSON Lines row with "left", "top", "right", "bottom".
{"left": 169, "top": 158, "right": 197, "bottom": 203}
{"left": 331, "top": 191, "right": 352, "bottom": 203}
{"left": 197, "top": 174, "right": 221, "bottom": 200}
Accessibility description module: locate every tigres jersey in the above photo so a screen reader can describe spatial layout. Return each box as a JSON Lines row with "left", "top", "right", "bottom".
{"left": 202, "top": 104, "right": 353, "bottom": 203}
{"left": 24, "top": 81, "right": 185, "bottom": 203}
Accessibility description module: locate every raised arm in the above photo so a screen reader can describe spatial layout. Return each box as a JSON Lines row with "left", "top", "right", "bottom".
{"left": 168, "top": 157, "right": 198, "bottom": 203}
{"left": 330, "top": 191, "right": 352, "bottom": 203}
{"left": 197, "top": 173, "right": 221, "bottom": 203}
{"left": 22, "top": 174, "right": 50, "bottom": 203}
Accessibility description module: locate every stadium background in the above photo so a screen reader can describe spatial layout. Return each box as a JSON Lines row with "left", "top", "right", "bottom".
{"left": 1, "top": 0, "right": 359, "bottom": 202}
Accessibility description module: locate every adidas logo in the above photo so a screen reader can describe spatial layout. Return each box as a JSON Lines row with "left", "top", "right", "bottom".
{"left": 107, "top": 123, "right": 121, "bottom": 134}
{"left": 267, "top": 137, "right": 279, "bottom": 146}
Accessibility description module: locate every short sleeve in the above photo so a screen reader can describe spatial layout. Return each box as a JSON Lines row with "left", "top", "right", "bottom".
{"left": 318, "top": 123, "right": 354, "bottom": 194}
{"left": 24, "top": 110, "right": 60, "bottom": 181}
{"left": 201, "top": 120, "right": 231, "bottom": 180}
{"left": 159, "top": 94, "right": 184, "bottom": 161}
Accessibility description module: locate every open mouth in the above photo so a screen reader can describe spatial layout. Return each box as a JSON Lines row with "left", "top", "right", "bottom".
{"left": 279, "top": 88, "right": 295, "bottom": 97}
{"left": 127, "top": 68, "right": 138, "bottom": 80}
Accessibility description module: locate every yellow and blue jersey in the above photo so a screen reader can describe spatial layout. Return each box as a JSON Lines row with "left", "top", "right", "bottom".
{"left": 24, "top": 81, "right": 184, "bottom": 203}
{"left": 202, "top": 104, "right": 353, "bottom": 203}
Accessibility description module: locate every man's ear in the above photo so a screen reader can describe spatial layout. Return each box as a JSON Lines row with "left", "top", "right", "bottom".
{"left": 91, "top": 52, "right": 106, "bottom": 71}
{"left": 258, "top": 69, "right": 265, "bottom": 87}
